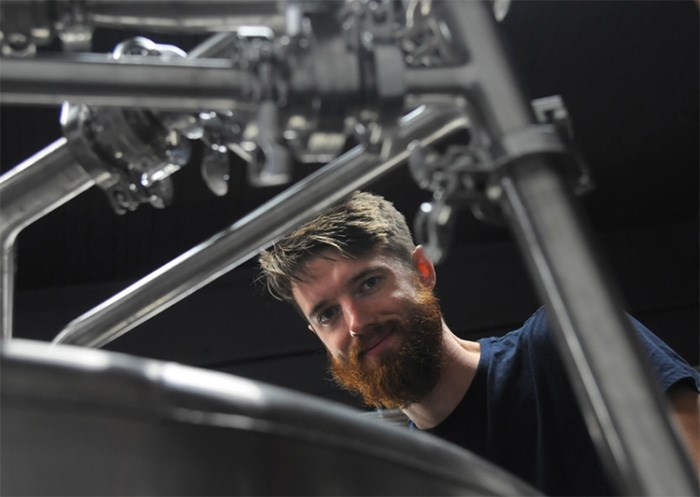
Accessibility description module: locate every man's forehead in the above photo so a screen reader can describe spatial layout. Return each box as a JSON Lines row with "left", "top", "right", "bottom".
{"left": 296, "top": 247, "right": 398, "bottom": 278}
{"left": 295, "top": 249, "right": 364, "bottom": 284}
{"left": 291, "top": 248, "right": 397, "bottom": 301}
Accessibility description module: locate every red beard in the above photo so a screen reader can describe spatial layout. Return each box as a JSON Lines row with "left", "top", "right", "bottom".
{"left": 329, "top": 287, "right": 444, "bottom": 409}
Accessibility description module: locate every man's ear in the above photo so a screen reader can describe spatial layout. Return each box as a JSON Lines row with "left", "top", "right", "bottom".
{"left": 412, "top": 245, "right": 436, "bottom": 290}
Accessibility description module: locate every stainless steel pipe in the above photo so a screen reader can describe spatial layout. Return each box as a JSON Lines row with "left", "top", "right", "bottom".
{"left": 0, "top": 139, "right": 96, "bottom": 339}
{"left": 498, "top": 158, "right": 698, "bottom": 496}
{"left": 0, "top": 56, "right": 253, "bottom": 111}
{"left": 435, "top": 1, "right": 698, "bottom": 494}
{"left": 53, "top": 105, "right": 469, "bottom": 348}
{"left": 0, "top": 32, "right": 246, "bottom": 341}
{"left": 86, "top": 1, "right": 286, "bottom": 33}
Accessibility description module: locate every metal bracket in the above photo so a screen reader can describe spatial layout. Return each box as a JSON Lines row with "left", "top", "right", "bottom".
{"left": 60, "top": 38, "right": 192, "bottom": 214}
{"left": 411, "top": 95, "right": 591, "bottom": 263}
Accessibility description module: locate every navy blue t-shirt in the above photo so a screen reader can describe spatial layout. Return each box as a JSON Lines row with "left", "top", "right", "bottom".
{"left": 422, "top": 308, "right": 700, "bottom": 496}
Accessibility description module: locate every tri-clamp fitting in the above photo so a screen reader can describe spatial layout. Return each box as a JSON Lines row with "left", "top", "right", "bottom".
{"left": 410, "top": 95, "right": 591, "bottom": 264}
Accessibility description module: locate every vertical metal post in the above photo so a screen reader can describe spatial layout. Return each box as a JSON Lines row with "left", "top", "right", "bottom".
{"left": 0, "top": 138, "right": 95, "bottom": 339}
{"left": 435, "top": 1, "right": 698, "bottom": 494}
{"left": 499, "top": 158, "right": 698, "bottom": 496}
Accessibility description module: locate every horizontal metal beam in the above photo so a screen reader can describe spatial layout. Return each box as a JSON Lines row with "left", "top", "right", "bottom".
{"left": 0, "top": 55, "right": 253, "bottom": 111}
{"left": 86, "top": 0, "right": 286, "bottom": 32}
{"left": 435, "top": 1, "right": 698, "bottom": 495}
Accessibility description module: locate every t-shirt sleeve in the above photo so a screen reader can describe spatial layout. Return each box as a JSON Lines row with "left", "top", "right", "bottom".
{"left": 626, "top": 314, "right": 700, "bottom": 393}
{"left": 531, "top": 306, "right": 700, "bottom": 393}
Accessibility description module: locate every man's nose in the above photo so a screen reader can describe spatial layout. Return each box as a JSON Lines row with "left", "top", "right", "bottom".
{"left": 344, "top": 300, "right": 370, "bottom": 337}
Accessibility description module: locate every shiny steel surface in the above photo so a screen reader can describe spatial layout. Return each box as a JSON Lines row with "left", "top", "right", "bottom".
{"left": 1, "top": 338, "right": 540, "bottom": 496}
{"left": 53, "top": 104, "right": 468, "bottom": 349}
{"left": 0, "top": 139, "right": 95, "bottom": 339}
{"left": 499, "top": 158, "right": 699, "bottom": 496}
{"left": 0, "top": 55, "right": 253, "bottom": 111}
{"left": 439, "top": 2, "right": 698, "bottom": 495}
{"left": 87, "top": 1, "right": 286, "bottom": 33}
{"left": 0, "top": 2, "right": 694, "bottom": 496}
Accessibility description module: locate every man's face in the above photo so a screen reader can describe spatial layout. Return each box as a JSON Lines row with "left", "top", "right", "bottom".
{"left": 291, "top": 248, "right": 444, "bottom": 408}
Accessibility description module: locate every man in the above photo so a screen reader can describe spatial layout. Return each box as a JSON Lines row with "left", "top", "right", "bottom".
{"left": 259, "top": 191, "right": 699, "bottom": 495}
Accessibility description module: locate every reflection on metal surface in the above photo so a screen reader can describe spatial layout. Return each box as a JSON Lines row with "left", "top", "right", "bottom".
{"left": 161, "top": 362, "right": 267, "bottom": 405}
{"left": 1, "top": 339, "right": 541, "bottom": 496}
{"left": 0, "top": 139, "right": 95, "bottom": 339}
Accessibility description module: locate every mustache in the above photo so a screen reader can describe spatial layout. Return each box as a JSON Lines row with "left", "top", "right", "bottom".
{"left": 328, "top": 287, "right": 444, "bottom": 409}
{"left": 349, "top": 320, "right": 399, "bottom": 361}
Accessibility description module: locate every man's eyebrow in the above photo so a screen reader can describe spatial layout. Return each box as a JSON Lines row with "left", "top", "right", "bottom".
{"left": 348, "top": 266, "right": 384, "bottom": 286}
{"left": 308, "top": 266, "right": 385, "bottom": 321}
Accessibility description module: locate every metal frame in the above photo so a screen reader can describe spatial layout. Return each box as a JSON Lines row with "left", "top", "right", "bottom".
{"left": 51, "top": 104, "right": 470, "bottom": 348}
{"left": 0, "top": 139, "right": 95, "bottom": 339}
{"left": 0, "top": 1, "right": 696, "bottom": 495}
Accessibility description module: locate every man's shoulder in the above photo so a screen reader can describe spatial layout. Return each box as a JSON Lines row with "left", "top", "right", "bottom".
{"left": 488, "top": 307, "right": 554, "bottom": 354}
{"left": 492, "top": 307, "right": 700, "bottom": 394}
{"left": 482, "top": 307, "right": 562, "bottom": 389}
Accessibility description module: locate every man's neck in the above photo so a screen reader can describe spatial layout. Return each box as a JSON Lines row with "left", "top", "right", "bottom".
{"left": 402, "top": 326, "right": 481, "bottom": 429}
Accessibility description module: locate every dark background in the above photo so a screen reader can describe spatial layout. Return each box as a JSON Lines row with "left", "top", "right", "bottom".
{"left": 2, "top": 0, "right": 698, "bottom": 408}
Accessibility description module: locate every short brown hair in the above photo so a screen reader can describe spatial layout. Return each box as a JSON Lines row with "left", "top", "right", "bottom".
{"left": 259, "top": 191, "right": 415, "bottom": 303}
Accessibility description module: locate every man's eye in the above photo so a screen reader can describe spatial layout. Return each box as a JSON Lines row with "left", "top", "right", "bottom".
{"left": 360, "top": 276, "right": 381, "bottom": 292}
{"left": 317, "top": 307, "right": 337, "bottom": 325}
